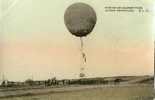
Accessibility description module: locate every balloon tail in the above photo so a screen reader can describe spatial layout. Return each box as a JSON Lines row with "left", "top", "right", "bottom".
{"left": 80, "top": 37, "right": 86, "bottom": 78}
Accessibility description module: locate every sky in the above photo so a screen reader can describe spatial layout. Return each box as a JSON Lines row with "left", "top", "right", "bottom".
{"left": 0, "top": 0, "right": 154, "bottom": 81}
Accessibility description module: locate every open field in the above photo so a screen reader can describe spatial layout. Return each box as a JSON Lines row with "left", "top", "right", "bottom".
{"left": 0, "top": 76, "right": 154, "bottom": 100}
{"left": 0, "top": 85, "right": 154, "bottom": 100}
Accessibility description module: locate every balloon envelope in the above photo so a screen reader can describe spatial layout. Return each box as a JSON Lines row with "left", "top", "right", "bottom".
{"left": 64, "top": 3, "right": 97, "bottom": 37}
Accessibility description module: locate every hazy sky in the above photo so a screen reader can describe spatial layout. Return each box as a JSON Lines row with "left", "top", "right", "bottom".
{"left": 0, "top": 0, "right": 154, "bottom": 81}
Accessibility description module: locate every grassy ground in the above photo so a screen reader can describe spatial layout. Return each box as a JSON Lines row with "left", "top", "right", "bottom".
{"left": 0, "top": 85, "right": 154, "bottom": 100}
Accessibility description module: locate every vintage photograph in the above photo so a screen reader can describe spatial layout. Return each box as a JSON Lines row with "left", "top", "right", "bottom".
{"left": 0, "top": 0, "right": 154, "bottom": 100}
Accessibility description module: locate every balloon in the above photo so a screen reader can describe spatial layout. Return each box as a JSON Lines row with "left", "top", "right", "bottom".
{"left": 64, "top": 3, "right": 97, "bottom": 37}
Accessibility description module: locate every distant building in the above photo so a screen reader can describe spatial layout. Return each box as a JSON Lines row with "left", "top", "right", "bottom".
{"left": 1, "top": 80, "right": 9, "bottom": 87}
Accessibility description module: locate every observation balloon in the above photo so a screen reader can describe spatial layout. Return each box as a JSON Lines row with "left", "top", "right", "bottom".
{"left": 64, "top": 3, "right": 97, "bottom": 37}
